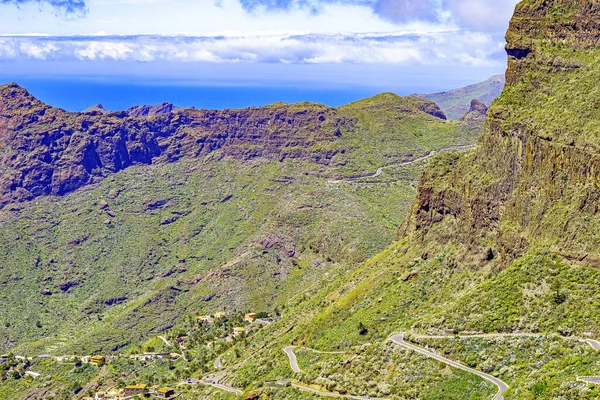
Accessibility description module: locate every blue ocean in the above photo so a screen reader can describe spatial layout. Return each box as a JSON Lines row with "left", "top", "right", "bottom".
{"left": 8, "top": 78, "right": 390, "bottom": 112}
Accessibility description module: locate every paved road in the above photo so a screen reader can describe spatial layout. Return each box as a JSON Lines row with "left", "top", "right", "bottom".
{"left": 285, "top": 347, "right": 386, "bottom": 399}
{"left": 390, "top": 334, "right": 508, "bottom": 400}
{"left": 201, "top": 380, "right": 243, "bottom": 396}
{"left": 158, "top": 336, "right": 173, "bottom": 347}
{"left": 583, "top": 339, "right": 600, "bottom": 350}
{"left": 284, "top": 346, "right": 301, "bottom": 373}
{"left": 292, "top": 383, "right": 385, "bottom": 399}
{"left": 329, "top": 145, "right": 474, "bottom": 184}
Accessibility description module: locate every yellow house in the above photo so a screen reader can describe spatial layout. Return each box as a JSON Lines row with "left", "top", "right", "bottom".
{"left": 90, "top": 356, "right": 106, "bottom": 366}
{"left": 156, "top": 387, "right": 176, "bottom": 399}
{"left": 233, "top": 327, "right": 246, "bottom": 336}
{"left": 244, "top": 313, "right": 257, "bottom": 322}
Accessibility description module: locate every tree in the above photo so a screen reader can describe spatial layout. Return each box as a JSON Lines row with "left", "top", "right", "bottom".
{"left": 551, "top": 279, "right": 567, "bottom": 304}
{"left": 358, "top": 322, "right": 368, "bottom": 336}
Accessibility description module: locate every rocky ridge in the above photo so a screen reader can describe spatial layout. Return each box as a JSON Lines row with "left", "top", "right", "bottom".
{"left": 0, "top": 85, "right": 450, "bottom": 208}
{"left": 404, "top": 0, "right": 600, "bottom": 265}
{"left": 0, "top": 84, "right": 455, "bottom": 208}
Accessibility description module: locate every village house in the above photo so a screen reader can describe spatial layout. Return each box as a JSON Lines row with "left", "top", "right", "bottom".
{"left": 24, "top": 371, "right": 41, "bottom": 379}
{"left": 90, "top": 355, "right": 106, "bottom": 366}
{"left": 94, "top": 388, "right": 123, "bottom": 400}
{"left": 0, "top": 355, "right": 8, "bottom": 363}
{"left": 233, "top": 327, "right": 246, "bottom": 336}
{"left": 244, "top": 313, "right": 257, "bottom": 322}
{"left": 123, "top": 384, "right": 146, "bottom": 397}
{"left": 154, "top": 387, "right": 176, "bottom": 399}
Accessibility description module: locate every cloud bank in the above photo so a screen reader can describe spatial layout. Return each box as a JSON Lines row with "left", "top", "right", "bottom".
{"left": 0, "top": 32, "right": 504, "bottom": 66}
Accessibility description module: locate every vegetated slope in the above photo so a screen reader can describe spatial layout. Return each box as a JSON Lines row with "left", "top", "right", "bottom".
{"left": 0, "top": 87, "right": 483, "bottom": 357}
{"left": 203, "top": 1, "right": 600, "bottom": 399}
{"left": 420, "top": 74, "right": 504, "bottom": 120}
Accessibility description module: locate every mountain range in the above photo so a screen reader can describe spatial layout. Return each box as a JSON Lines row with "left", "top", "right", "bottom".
{"left": 2, "top": 0, "right": 599, "bottom": 398}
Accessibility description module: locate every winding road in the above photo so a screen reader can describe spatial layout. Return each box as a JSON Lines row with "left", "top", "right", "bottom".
{"left": 390, "top": 334, "right": 508, "bottom": 400}
{"left": 284, "top": 346, "right": 383, "bottom": 399}
{"left": 201, "top": 380, "right": 243, "bottom": 396}
{"left": 284, "top": 346, "right": 301, "bottom": 373}
{"left": 158, "top": 336, "right": 172, "bottom": 347}
{"left": 328, "top": 145, "right": 474, "bottom": 184}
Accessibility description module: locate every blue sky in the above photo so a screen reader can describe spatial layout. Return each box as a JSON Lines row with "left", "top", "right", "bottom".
{"left": 0, "top": 0, "right": 520, "bottom": 108}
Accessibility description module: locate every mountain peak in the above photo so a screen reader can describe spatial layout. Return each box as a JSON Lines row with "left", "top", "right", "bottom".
{"left": 341, "top": 92, "right": 447, "bottom": 120}
{"left": 0, "top": 82, "right": 47, "bottom": 116}
{"left": 459, "top": 99, "right": 488, "bottom": 121}
{"left": 127, "top": 102, "right": 180, "bottom": 117}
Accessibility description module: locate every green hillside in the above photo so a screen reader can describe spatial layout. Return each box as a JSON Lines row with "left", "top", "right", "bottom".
{"left": 0, "top": 87, "right": 482, "bottom": 359}
{"left": 5, "top": 1, "right": 600, "bottom": 399}
{"left": 420, "top": 74, "right": 504, "bottom": 120}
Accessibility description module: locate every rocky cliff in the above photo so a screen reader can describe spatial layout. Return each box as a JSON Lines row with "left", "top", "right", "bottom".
{"left": 405, "top": 0, "right": 600, "bottom": 265}
{"left": 1, "top": 85, "right": 454, "bottom": 208}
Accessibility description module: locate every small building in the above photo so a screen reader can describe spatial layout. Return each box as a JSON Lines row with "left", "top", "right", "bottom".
{"left": 169, "top": 352, "right": 181, "bottom": 360}
{"left": 176, "top": 336, "right": 188, "bottom": 343}
{"left": 233, "top": 327, "right": 246, "bottom": 336}
{"left": 0, "top": 355, "right": 8, "bottom": 363}
{"left": 154, "top": 387, "right": 176, "bottom": 399}
{"left": 214, "top": 312, "right": 227, "bottom": 319}
{"left": 244, "top": 313, "right": 257, "bottom": 322}
{"left": 123, "top": 384, "right": 146, "bottom": 397}
{"left": 95, "top": 388, "right": 123, "bottom": 400}
{"left": 90, "top": 355, "right": 106, "bottom": 366}
{"left": 25, "top": 371, "right": 41, "bottom": 379}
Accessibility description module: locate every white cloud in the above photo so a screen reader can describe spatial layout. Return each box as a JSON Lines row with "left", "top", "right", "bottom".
{"left": 0, "top": 32, "right": 504, "bottom": 66}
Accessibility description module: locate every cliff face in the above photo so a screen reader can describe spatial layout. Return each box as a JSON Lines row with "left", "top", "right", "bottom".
{"left": 0, "top": 84, "right": 349, "bottom": 207}
{"left": 406, "top": 0, "right": 600, "bottom": 264}
{"left": 0, "top": 84, "right": 454, "bottom": 208}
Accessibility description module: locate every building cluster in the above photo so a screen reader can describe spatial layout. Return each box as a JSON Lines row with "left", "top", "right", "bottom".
{"left": 88, "top": 384, "right": 176, "bottom": 399}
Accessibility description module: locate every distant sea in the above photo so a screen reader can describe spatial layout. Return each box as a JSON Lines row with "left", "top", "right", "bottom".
{"left": 8, "top": 78, "right": 390, "bottom": 112}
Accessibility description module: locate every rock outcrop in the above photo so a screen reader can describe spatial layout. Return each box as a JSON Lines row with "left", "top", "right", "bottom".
{"left": 404, "top": 0, "right": 600, "bottom": 265}
{"left": 459, "top": 99, "right": 488, "bottom": 122}
{"left": 127, "top": 103, "right": 180, "bottom": 117}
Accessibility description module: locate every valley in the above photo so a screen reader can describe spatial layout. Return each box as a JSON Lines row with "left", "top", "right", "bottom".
{"left": 3, "top": 0, "right": 600, "bottom": 399}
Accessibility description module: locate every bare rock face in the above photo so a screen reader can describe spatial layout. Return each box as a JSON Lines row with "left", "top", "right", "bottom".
{"left": 459, "top": 99, "right": 488, "bottom": 122}
{"left": 127, "top": 103, "right": 180, "bottom": 117}
{"left": 0, "top": 84, "right": 350, "bottom": 207}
